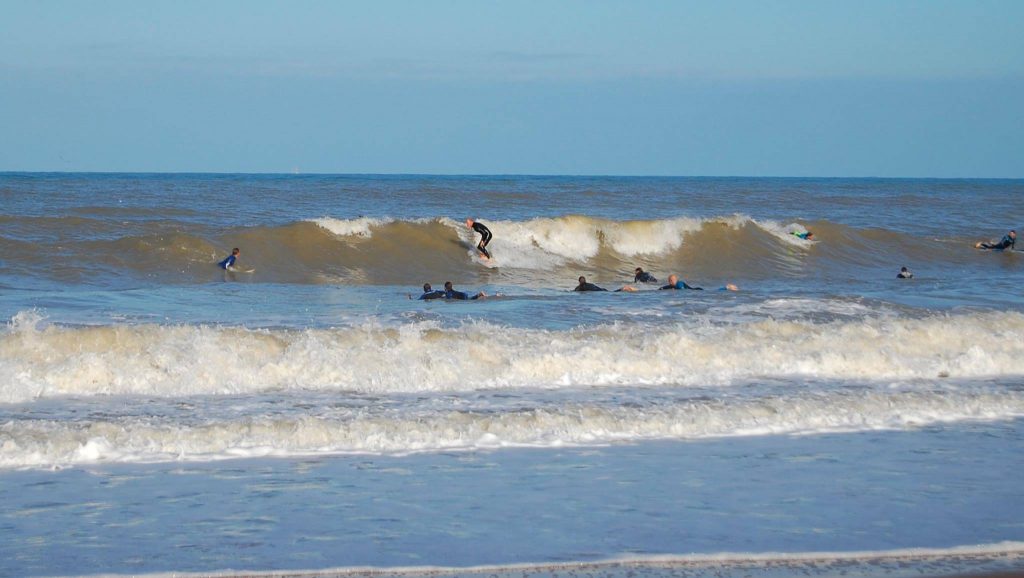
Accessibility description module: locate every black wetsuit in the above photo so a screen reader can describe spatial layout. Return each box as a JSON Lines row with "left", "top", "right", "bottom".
{"left": 472, "top": 222, "right": 492, "bottom": 258}
{"left": 419, "top": 290, "right": 446, "bottom": 300}
{"left": 444, "top": 289, "right": 480, "bottom": 300}
{"left": 575, "top": 282, "right": 607, "bottom": 292}
{"left": 897, "top": 271, "right": 913, "bottom": 279}
{"left": 634, "top": 271, "right": 658, "bottom": 283}
{"left": 980, "top": 235, "right": 1015, "bottom": 251}
{"left": 660, "top": 280, "right": 703, "bottom": 290}
{"left": 473, "top": 222, "right": 493, "bottom": 258}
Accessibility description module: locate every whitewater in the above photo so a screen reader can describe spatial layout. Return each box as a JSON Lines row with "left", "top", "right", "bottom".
{"left": 1, "top": 173, "right": 1023, "bottom": 577}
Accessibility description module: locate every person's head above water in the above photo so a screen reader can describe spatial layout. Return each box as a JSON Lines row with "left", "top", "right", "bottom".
{"left": 465, "top": 218, "right": 475, "bottom": 228}
{"left": 423, "top": 283, "right": 432, "bottom": 292}
{"left": 444, "top": 281, "right": 454, "bottom": 290}
{"left": 232, "top": 248, "right": 240, "bottom": 255}
{"left": 635, "top": 267, "right": 643, "bottom": 275}
{"left": 578, "top": 276, "right": 586, "bottom": 285}
{"left": 1011, "top": 230, "right": 1017, "bottom": 238}
{"left": 900, "top": 267, "right": 909, "bottom": 273}
{"left": 667, "top": 274, "right": 679, "bottom": 285}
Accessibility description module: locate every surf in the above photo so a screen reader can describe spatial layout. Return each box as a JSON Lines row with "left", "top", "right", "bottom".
{"left": 0, "top": 214, "right": 1001, "bottom": 287}
{"left": 4, "top": 309, "right": 1024, "bottom": 404}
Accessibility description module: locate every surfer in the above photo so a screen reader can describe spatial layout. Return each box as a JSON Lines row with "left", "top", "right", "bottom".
{"left": 975, "top": 230, "right": 1016, "bottom": 251}
{"left": 659, "top": 274, "right": 703, "bottom": 291}
{"left": 897, "top": 266, "right": 913, "bottom": 279}
{"left": 466, "top": 218, "right": 492, "bottom": 259}
{"left": 417, "top": 283, "right": 446, "bottom": 300}
{"left": 574, "top": 276, "right": 607, "bottom": 292}
{"left": 573, "top": 276, "right": 639, "bottom": 292}
{"left": 218, "top": 248, "right": 240, "bottom": 270}
{"left": 633, "top": 267, "right": 658, "bottom": 283}
{"left": 791, "top": 231, "right": 814, "bottom": 241}
{"left": 443, "top": 281, "right": 486, "bottom": 300}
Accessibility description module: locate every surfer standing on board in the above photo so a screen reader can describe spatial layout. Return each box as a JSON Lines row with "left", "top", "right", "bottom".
{"left": 466, "top": 218, "right": 492, "bottom": 259}
{"left": 218, "top": 248, "right": 240, "bottom": 270}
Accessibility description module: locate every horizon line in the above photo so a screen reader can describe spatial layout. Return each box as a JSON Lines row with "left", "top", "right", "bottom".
{"left": 2, "top": 170, "right": 1022, "bottom": 181}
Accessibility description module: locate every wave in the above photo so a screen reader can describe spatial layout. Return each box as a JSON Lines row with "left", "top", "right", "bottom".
{"left": 3, "top": 310, "right": 1024, "bottom": 404}
{"left": 2, "top": 388, "right": 1020, "bottom": 467}
{"left": 0, "top": 214, "right": 999, "bottom": 286}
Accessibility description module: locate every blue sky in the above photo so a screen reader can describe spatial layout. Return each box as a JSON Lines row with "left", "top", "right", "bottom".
{"left": 1, "top": 0, "right": 1022, "bottom": 176}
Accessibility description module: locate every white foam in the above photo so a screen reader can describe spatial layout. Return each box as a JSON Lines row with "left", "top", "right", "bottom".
{"left": 2, "top": 387, "right": 1022, "bottom": 467}
{"left": 310, "top": 216, "right": 391, "bottom": 238}
{"left": 754, "top": 218, "right": 816, "bottom": 246}
{"left": 4, "top": 311, "right": 1024, "bottom": 404}
{"left": 448, "top": 215, "right": 709, "bottom": 268}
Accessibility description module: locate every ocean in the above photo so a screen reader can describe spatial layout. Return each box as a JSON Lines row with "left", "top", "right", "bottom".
{"left": 1, "top": 173, "right": 1023, "bottom": 577}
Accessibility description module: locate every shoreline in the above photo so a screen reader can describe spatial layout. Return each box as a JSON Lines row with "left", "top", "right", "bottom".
{"left": 93, "top": 544, "right": 1024, "bottom": 578}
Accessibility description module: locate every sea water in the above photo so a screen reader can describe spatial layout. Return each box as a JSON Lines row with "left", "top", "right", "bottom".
{"left": 0, "top": 173, "right": 1023, "bottom": 577}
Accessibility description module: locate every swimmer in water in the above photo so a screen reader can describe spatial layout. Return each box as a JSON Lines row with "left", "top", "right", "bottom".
{"left": 897, "top": 266, "right": 913, "bottom": 279}
{"left": 218, "top": 248, "right": 240, "bottom": 270}
{"left": 466, "top": 218, "right": 493, "bottom": 259}
{"left": 659, "top": 274, "right": 703, "bottom": 291}
{"left": 975, "top": 230, "right": 1016, "bottom": 251}
{"left": 791, "top": 231, "right": 814, "bottom": 241}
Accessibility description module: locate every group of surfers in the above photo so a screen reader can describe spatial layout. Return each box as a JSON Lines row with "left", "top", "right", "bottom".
{"left": 217, "top": 220, "right": 1018, "bottom": 297}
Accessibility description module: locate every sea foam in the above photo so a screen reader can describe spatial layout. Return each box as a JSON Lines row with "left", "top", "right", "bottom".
{"left": 2, "top": 310, "right": 1024, "bottom": 403}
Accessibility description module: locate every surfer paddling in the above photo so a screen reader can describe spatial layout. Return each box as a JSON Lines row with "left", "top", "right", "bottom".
{"left": 415, "top": 283, "right": 446, "bottom": 300}
{"left": 573, "top": 276, "right": 637, "bottom": 292}
{"left": 975, "top": 230, "right": 1016, "bottom": 251}
{"left": 659, "top": 274, "right": 703, "bottom": 291}
{"left": 442, "top": 281, "right": 486, "bottom": 300}
{"left": 466, "top": 218, "right": 493, "bottom": 260}
{"left": 218, "top": 248, "right": 240, "bottom": 270}
{"left": 633, "top": 267, "right": 658, "bottom": 283}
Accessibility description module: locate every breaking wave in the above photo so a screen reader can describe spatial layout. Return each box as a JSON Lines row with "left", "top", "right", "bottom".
{"left": 3, "top": 309, "right": 1024, "bottom": 403}
{"left": 0, "top": 214, "right": 999, "bottom": 286}
{"left": 2, "top": 387, "right": 1021, "bottom": 467}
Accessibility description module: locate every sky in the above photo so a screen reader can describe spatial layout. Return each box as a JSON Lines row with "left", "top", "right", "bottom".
{"left": 1, "top": 0, "right": 1022, "bottom": 177}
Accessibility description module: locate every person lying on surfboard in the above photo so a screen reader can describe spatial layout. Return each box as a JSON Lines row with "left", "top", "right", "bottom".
{"left": 975, "top": 230, "right": 1016, "bottom": 251}
{"left": 466, "top": 218, "right": 493, "bottom": 259}
{"left": 633, "top": 267, "right": 658, "bottom": 283}
{"left": 417, "top": 283, "right": 446, "bottom": 300}
{"left": 442, "top": 281, "right": 487, "bottom": 300}
{"left": 574, "top": 276, "right": 638, "bottom": 293}
{"left": 218, "top": 248, "right": 240, "bottom": 270}
{"left": 659, "top": 274, "right": 703, "bottom": 291}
